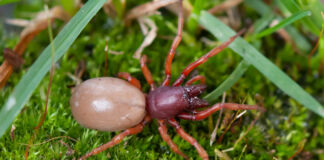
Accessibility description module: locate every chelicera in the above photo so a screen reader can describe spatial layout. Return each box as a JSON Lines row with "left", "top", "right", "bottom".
{"left": 70, "top": 0, "right": 261, "bottom": 159}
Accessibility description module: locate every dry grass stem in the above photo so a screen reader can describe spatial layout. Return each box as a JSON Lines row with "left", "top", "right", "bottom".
{"left": 214, "top": 148, "right": 231, "bottom": 160}
{"left": 210, "top": 92, "right": 226, "bottom": 146}
{"left": 133, "top": 18, "right": 157, "bottom": 59}
{"left": 163, "top": 0, "right": 192, "bottom": 18}
{"left": 20, "top": 136, "right": 78, "bottom": 146}
{"left": 10, "top": 125, "right": 16, "bottom": 141}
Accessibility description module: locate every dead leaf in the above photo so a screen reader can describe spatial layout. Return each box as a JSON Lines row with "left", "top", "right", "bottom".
{"left": 133, "top": 18, "right": 157, "bottom": 59}
{"left": 3, "top": 48, "right": 24, "bottom": 70}
{"left": 0, "top": 6, "right": 69, "bottom": 88}
{"left": 125, "top": 0, "right": 178, "bottom": 24}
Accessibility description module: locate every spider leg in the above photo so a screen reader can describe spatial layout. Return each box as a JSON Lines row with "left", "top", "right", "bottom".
{"left": 162, "top": 0, "right": 183, "bottom": 86}
{"left": 118, "top": 72, "right": 141, "bottom": 89}
{"left": 172, "top": 29, "right": 245, "bottom": 87}
{"left": 185, "top": 75, "right": 206, "bottom": 86}
{"left": 177, "top": 103, "right": 261, "bottom": 120}
{"left": 167, "top": 118, "right": 209, "bottom": 160}
{"left": 157, "top": 120, "right": 189, "bottom": 160}
{"left": 140, "top": 55, "right": 156, "bottom": 90}
{"left": 80, "top": 115, "right": 152, "bottom": 160}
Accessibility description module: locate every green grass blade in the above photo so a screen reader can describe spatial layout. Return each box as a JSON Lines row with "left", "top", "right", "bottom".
{"left": 244, "top": 0, "right": 311, "bottom": 52}
{"left": 199, "top": 11, "right": 324, "bottom": 117}
{"left": 252, "top": 13, "right": 276, "bottom": 34}
{"left": 0, "top": 0, "right": 19, "bottom": 5}
{"left": 244, "top": 0, "right": 271, "bottom": 15}
{"left": 0, "top": 0, "right": 107, "bottom": 138}
{"left": 254, "top": 11, "right": 311, "bottom": 39}
{"left": 277, "top": 0, "right": 321, "bottom": 35}
{"left": 204, "top": 60, "right": 250, "bottom": 103}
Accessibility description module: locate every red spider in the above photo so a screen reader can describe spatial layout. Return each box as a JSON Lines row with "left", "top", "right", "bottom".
{"left": 70, "top": 0, "right": 260, "bottom": 159}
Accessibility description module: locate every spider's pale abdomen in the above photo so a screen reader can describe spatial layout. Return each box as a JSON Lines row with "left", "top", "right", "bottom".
{"left": 146, "top": 85, "right": 209, "bottom": 119}
{"left": 70, "top": 77, "right": 146, "bottom": 131}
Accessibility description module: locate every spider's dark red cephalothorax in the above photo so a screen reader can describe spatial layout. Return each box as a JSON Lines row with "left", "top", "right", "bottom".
{"left": 146, "top": 85, "right": 209, "bottom": 119}
{"left": 70, "top": 0, "right": 262, "bottom": 159}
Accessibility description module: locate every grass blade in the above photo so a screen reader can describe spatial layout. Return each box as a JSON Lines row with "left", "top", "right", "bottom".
{"left": 244, "top": 0, "right": 312, "bottom": 52}
{"left": 0, "top": 0, "right": 19, "bottom": 5}
{"left": 0, "top": 0, "right": 107, "bottom": 138}
{"left": 204, "top": 60, "right": 250, "bottom": 103}
{"left": 276, "top": 0, "right": 321, "bottom": 35}
{"left": 254, "top": 11, "right": 311, "bottom": 39}
{"left": 199, "top": 11, "right": 324, "bottom": 117}
{"left": 252, "top": 13, "right": 276, "bottom": 34}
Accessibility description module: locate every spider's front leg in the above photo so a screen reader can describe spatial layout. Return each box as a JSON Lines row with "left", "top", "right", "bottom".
{"left": 177, "top": 103, "right": 261, "bottom": 121}
{"left": 185, "top": 75, "right": 206, "bottom": 86}
{"left": 162, "top": 0, "right": 183, "bottom": 86}
{"left": 173, "top": 29, "right": 246, "bottom": 87}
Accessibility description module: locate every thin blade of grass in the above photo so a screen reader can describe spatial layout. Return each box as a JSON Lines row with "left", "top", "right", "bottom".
{"left": 276, "top": 0, "right": 321, "bottom": 35}
{"left": 254, "top": 11, "right": 311, "bottom": 39}
{"left": 199, "top": 11, "right": 324, "bottom": 117}
{"left": 0, "top": 0, "right": 107, "bottom": 138}
{"left": 244, "top": 0, "right": 311, "bottom": 52}
{"left": 204, "top": 60, "right": 250, "bottom": 103}
{"left": 252, "top": 13, "right": 276, "bottom": 34}
{"left": 244, "top": 0, "right": 270, "bottom": 15}
{"left": 0, "top": 0, "right": 19, "bottom": 5}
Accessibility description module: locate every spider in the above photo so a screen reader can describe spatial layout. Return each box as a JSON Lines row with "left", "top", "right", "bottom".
{"left": 70, "top": 0, "right": 261, "bottom": 159}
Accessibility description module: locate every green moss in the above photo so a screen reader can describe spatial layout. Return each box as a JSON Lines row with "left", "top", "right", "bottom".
{"left": 1, "top": 0, "right": 324, "bottom": 159}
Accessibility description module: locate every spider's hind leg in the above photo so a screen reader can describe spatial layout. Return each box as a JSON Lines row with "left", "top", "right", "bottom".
{"left": 157, "top": 120, "right": 189, "bottom": 160}
{"left": 140, "top": 55, "right": 156, "bottom": 90}
{"left": 80, "top": 115, "right": 151, "bottom": 160}
{"left": 118, "top": 72, "right": 141, "bottom": 89}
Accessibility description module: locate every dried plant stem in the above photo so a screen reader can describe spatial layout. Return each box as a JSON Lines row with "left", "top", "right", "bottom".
{"left": 210, "top": 92, "right": 226, "bottom": 146}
